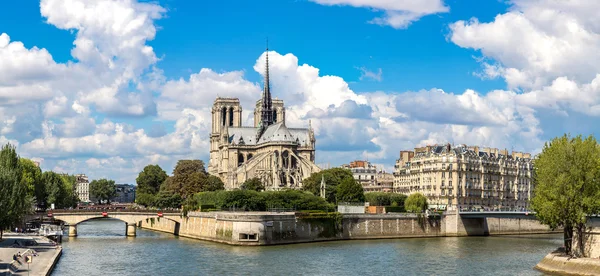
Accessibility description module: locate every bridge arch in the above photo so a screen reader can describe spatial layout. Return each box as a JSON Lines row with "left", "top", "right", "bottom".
{"left": 49, "top": 210, "right": 182, "bottom": 237}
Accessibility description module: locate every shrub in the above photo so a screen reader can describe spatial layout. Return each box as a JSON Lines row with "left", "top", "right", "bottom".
{"left": 365, "top": 192, "right": 407, "bottom": 206}
{"left": 184, "top": 189, "right": 334, "bottom": 212}
{"left": 384, "top": 206, "right": 405, "bottom": 213}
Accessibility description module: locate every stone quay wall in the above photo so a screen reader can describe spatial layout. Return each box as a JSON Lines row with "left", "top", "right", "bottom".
{"left": 138, "top": 211, "right": 554, "bottom": 245}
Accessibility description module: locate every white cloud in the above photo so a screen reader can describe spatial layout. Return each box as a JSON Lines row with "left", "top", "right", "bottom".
{"left": 450, "top": 0, "right": 600, "bottom": 90}
{"left": 311, "top": 0, "right": 449, "bottom": 28}
{"left": 358, "top": 67, "right": 383, "bottom": 82}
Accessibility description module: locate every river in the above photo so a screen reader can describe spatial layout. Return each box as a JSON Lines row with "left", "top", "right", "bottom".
{"left": 52, "top": 219, "right": 561, "bottom": 275}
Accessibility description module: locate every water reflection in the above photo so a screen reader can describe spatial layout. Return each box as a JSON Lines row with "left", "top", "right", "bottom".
{"left": 53, "top": 220, "right": 560, "bottom": 276}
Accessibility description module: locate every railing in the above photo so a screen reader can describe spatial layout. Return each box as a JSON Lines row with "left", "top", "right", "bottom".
{"left": 50, "top": 209, "right": 181, "bottom": 214}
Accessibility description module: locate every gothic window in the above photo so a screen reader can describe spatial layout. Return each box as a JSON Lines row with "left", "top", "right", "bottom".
{"left": 229, "top": 107, "right": 234, "bottom": 126}
{"left": 248, "top": 154, "right": 253, "bottom": 160}
{"left": 282, "top": 150, "right": 289, "bottom": 168}
{"left": 221, "top": 107, "right": 227, "bottom": 126}
{"left": 238, "top": 154, "right": 244, "bottom": 167}
{"left": 291, "top": 155, "right": 297, "bottom": 169}
{"left": 273, "top": 110, "right": 277, "bottom": 123}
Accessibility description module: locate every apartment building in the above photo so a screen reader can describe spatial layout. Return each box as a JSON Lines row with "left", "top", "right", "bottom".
{"left": 75, "top": 174, "right": 90, "bottom": 203}
{"left": 342, "top": 160, "right": 393, "bottom": 192}
{"left": 393, "top": 144, "right": 533, "bottom": 210}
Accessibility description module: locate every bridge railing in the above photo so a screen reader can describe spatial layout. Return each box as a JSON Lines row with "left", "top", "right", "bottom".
{"left": 49, "top": 209, "right": 181, "bottom": 214}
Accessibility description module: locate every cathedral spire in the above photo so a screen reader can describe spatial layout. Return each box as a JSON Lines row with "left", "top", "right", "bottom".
{"left": 261, "top": 39, "right": 274, "bottom": 127}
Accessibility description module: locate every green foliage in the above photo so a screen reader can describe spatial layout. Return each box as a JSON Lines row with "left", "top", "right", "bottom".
{"left": 262, "top": 190, "right": 334, "bottom": 211}
{"left": 154, "top": 190, "right": 182, "bottom": 209}
{"left": 19, "top": 158, "right": 41, "bottom": 197}
{"left": 240, "top": 177, "right": 264, "bottom": 192}
{"left": 185, "top": 189, "right": 334, "bottom": 212}
{"left": 43, "top": 171, "right": 68, "bottom": 209}
{"left": 336, "top": 177, "right": 365, "bottom": 203}
{"left": 202, "top": 175, "right": 225, "bottom": 192}
{"left": 302, "top": 168, "right": 354, "bottom": 203}
{"left": 168, "top": 160, "right": 208, "bottom": 198}
{"left": 90, "top": 178, "right": 117, "bottom": 204}
{"left": 405, "top": 193, "right": 428, "bottom": 213}
{"left": 136, "top": 193, "right": 156, "bottom": 207}
{"left": 0, "top": 143, "right": 28, "bottom": 240}
{"left": 384, "top": 206, "right": 405, "bottom": 213}
{"left": 59, "top": 174, "right": 79, "bottom": 208}
{"left": 531, "top": 134, "right": 600, "bottom": 256}
{"left": 365, "top": 192, "right": 407, "bottom": 207}
{"left": 136, "top": 165, "right": 168, "bottom": 195}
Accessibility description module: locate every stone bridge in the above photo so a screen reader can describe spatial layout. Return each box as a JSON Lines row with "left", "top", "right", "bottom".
{"left": 47, "top": 209, "right": 182, "bottom": 237}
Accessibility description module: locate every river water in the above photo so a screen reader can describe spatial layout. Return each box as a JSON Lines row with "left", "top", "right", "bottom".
{"left": 52, "top": 219, "right": 561, "bottom": 276}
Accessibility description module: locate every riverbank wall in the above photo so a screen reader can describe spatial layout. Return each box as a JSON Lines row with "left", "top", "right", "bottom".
{"left": 138, "top": 211, "right": 555, "bottom": 245}
{"left": 536, "top": 250, "right": 600, "bottom": 276}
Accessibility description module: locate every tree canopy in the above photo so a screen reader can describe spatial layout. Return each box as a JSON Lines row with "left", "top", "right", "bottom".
{"left": 136, "top": 165, "right": 168, "bottom": 195}
{"left": 90, "top": 178, "right": 117, "bottom": 204}
{"left": 43, "top": 171, "right": 68, "bottom": 209}
{"left": 531, "top": 134, "right": 600, "bottom": 257}
{"left": 405, "top": 193, "right": 428, "bottom": 213}
{"left": 336, "top": 177, "right": 365, "bottom": 203}
{"left": 0, "top": 144, "right": 28, "bottom": 240}
{"left": 240, "top": 177, "right": 264, "bottom": 192}
{"left": 169, "top": 160, "right": 208, "bottom": 198}
{"left": 302, "top": 168, "right": 354, "bottom": 203}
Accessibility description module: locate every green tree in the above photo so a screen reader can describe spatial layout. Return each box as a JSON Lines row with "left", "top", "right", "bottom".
{"left": 202, "top": 175, "right": 225, "bottom": 192}
{"left": 136, "top": 165, "right": 168, "bottom": 195}
{"left": 302, "top": 168, "right": 354, "bottom": 203}
{"left": 90, "top": 179, "right": 117, "bottom": 204}
{"left": 135, "top": 193, "right": 156, "bottom": 207}
{"left": 171, "top": 160, "right": 207, "bottom": 198}
{"left": 136, "top": 165, "right": 168, "bottom": 207}
{"left": 19, "top": 158, "right": 41, "bottom": 196}
{"left": 181, "top": 172, "right": 206, "bottom": 198}
{"left": 336, "top": 178, "right": 365, "bottom": 203}
{"left": 43, "top": 171, "right": 68, "bottom": 209}
{"left": 531, "top": 134, "right": 600, "bottom": 257}
{"left": 405, "top": 193, "right": 428, "bottom": 213}
{"left": 365, "top": 192, "right": 407, "bottom": 207}
{"left": 240, "top": 177, "right": 264, "bottom": 192}
{"left": 60, "top": 174, "right": 79, "bottom": 208}
{"left": 154, "top": 190, "right": 183, "bottom": 209}
{"left": 0, "top": 144, "right": 28, "bottom": 240}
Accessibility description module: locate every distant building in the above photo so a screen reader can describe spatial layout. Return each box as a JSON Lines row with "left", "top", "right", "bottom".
{"left": 393, "top": 144, "right": 533, "bottom": 211}
{"left": 33, "top": 161, "right": 40, "bottom": 167}
{"left": 113, "top": 184, "right": 136, "bottom": 203}
{"left": 342, "top": 160, "right": 393, "bottom": 193}
{"left": 75, "top": 174, "right": 90, "bottom": 203}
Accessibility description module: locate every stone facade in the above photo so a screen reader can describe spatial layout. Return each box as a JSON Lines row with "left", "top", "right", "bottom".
{"left": 394, "top": 144, "right": 534, "bottom": 210}
{"left": 208, "top": 50, "right": 320, "bottom": 190}
{"left": 342, "top": 160, "right": 393, "bottom": 192}
{"left": 75, "top": 174, "right": 90, "bottom": 203}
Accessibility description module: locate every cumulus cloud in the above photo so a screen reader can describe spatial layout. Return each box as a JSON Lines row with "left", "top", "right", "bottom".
{"left": 6, "top": 0, "right": 600, "bottom": 185}
{"left": 311, "top": 0, "right": 449, "bottom": 28}
{"left": 450, "top": 0, "right": 600, "bottom": 90}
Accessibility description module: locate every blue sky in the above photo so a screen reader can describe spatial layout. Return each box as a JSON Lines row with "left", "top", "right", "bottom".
{"left": 1, "top": 0, "right": 599, "bottom": 183}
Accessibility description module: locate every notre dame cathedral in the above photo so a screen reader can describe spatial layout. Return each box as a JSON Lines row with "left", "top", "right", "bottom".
{"left": 207, "top": 49, "right": 321, "bottom": 190}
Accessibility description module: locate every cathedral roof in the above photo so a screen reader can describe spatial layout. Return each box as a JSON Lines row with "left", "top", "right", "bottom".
{"left": 259, "top": 122, "right": 295, "bottom": 143}
{"left": 228, "top": 122, "right": 311, "bottom": 146}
